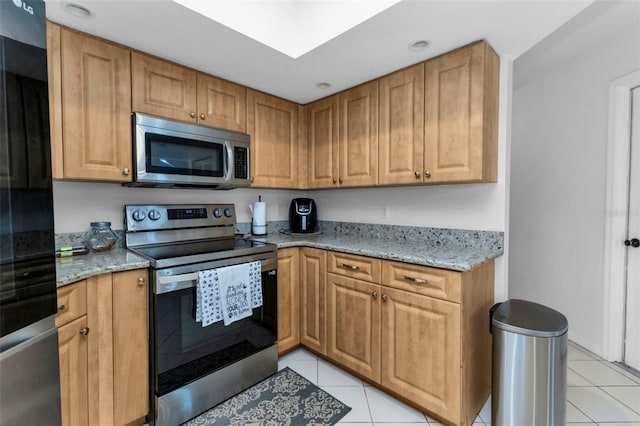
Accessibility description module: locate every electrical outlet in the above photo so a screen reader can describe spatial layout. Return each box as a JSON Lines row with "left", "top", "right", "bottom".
{"left": 381, "top": 205, "right": 390, "bottom": 218}
{"left": 274, "top": 204, "right": 281, "bottom": 216}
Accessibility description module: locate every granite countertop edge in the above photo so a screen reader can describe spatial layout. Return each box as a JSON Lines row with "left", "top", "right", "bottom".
{"left": 56, "top": 248, "right": 150, "bottom": 287}
{"left": 249, "top": 233, "right": 503, "bottom": 272}
{"left": 56, "top": 233, "right": 503, "bottom": 287}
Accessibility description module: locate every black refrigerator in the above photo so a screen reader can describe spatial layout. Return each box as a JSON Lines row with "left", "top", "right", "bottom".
{"left": 0, "top": 0, "right": 62, "bottom": 424}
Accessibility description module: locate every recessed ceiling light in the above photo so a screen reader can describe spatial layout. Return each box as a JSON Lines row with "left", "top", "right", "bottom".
{"left": 315, "top": 82, "right": 331, "bottom": 90}
{"left": 65, "top": 3, "right": 92, "bottom": 18}
{"left": 409, "top": 40, "right": 430, "bottom": 52}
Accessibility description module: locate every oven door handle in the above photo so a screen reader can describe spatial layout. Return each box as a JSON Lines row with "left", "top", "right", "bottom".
{"left": 157, "top": 273, "right": 198, "bottom": 294}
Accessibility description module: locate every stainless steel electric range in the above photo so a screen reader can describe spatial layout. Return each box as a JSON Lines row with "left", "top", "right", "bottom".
{"left": 124, "top": 204, "right": 278, "bottom": 426}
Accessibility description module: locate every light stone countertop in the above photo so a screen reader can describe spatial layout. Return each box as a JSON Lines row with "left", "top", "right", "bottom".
{"left": 246, "top": 231, "right": 503, "bottom": 272}
{"left": 55, "top": 222, "right": 503, "bottom": 286}
{"left": 56, "top": 247, "right": 150, "bottom": 287}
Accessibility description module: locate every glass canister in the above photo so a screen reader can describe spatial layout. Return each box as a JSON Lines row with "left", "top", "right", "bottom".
{"left": 84, "top": 222, "right": 118, "bottom": 252}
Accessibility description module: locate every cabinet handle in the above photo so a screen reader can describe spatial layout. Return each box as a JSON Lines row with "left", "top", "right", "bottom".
{"left": 79, "top": 327, "right": 90, "bottom": 336}
{"left": 122, "top": 167, "right": 130, "bottom": 176}
{"left": 414, "top": 171, "right": 420, "bottom": 178}
{"left": 381, "top": 294, "right": 388, "bottom": 302}
{"left": 200, "top": 113, "right": 206, "bottom": 120}
{"left": 404, "top": 275, "right": 428, "bottom": 284}
{"left": 190, "top": 112, "right": 196, "bottom": 118}
{"left": 341, "top": 263, "right": 360, "bottom": 271}
{"left": 332, "top": 178, "right": 337, "bottom": 184}
{"left": 58, "top": 304, "right": 66, "bottom": 312}
{"left": 424, "top": 171, "right": 431, "bottom": 178}
{"left": 137, "top": 277, "right": 146, "bottom": 286}
{"left": 372, "top": 291, "right": 378, "bottom": 299}
{"left": 339, "top": 177, "right": 343, "bottom": 184}
{"left": 250, "top": 176, "right": 254, "bottom": 182}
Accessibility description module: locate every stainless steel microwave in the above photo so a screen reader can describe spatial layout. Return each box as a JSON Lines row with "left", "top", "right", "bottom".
{"left": 128, "top": 113, "right": 250, "bottom": 189}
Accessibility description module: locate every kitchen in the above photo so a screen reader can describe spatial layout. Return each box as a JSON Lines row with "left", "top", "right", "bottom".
{"left": 1, "top": 0, "right": 639, "bottom": 425}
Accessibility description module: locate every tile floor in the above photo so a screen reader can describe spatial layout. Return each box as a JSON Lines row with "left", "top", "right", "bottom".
{"left": 278, "top": 342, "right": 640, "bottom": 425}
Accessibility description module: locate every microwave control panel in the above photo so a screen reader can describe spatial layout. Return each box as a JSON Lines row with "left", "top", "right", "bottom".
{"left": 234, "top": 147, "right": 249, "bottom": 179}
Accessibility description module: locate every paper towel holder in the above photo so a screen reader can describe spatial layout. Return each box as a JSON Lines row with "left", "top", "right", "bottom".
{"left": 250, "top": 195, "right": 267, "bottom": 236}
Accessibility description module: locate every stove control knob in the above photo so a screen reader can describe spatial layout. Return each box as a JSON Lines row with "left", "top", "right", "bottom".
{"left": 224, "top": 208, "right": 233, "bottom": 217}
{"left": 148, "top": 209, "right": 161, "bottom": 221}
{"left": 213, "top": 208, "right": 222, "bottom": 218}
{"left": 132, "top": 210, "right": 146, "bottom": 222}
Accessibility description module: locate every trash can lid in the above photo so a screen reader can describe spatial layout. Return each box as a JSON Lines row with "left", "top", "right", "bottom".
{"left": 492, "top": 299, "right": 568, "bottom": 337}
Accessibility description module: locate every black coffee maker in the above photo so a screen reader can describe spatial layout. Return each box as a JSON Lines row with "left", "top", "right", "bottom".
{"left": 289, "top": 198, "right": 318, "bottom": 233}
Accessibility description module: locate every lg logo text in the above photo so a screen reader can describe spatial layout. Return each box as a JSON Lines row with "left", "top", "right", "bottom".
{"left": 12, "top": 0, "right": 34, "bottom": 15}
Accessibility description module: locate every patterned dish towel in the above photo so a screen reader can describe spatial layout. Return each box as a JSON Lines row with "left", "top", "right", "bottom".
{"left": 196, "top": 261, "right": 262, "bottom": 327}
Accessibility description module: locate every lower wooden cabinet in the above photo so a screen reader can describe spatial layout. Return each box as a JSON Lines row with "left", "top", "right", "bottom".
{"left": 56, "top": 269, "right": 149, "bottom": 426}
{"left": 277, "top": 248, "right": 300, "bottom": 354}
{"left": 381, "top": 287, "right": 461, "bottom": 423}
{"left": 297, "top": 250, "right": 494, "bottom": 426}
{"left": 326, "top": 274, "right": 380, "bottom": 382}
{"left": 299, "top": 248, "right": 326, "bottom": 354}
{"left": 58, "top": 315, "right": 89, "bottom": 426}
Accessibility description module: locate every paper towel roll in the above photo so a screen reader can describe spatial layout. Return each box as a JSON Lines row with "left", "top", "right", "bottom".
{"left": 252, "top": 201, "right": 266, "bottom": 235}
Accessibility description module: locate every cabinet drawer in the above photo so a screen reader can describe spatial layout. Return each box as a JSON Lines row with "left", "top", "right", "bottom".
{"left": 328, "top": 252, "right": 381, "bottom": 283}
{"left": 382, "top": 261, "right": 461, "bottom": 303}
{"left": 56, "top": 280, "right": 87, "bottom": 327}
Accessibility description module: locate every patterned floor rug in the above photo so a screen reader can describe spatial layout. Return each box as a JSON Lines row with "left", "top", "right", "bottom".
{"left": 182, "top": 367, "right": 352, "bottom": 426}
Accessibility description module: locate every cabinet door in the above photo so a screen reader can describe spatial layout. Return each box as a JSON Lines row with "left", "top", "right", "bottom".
{"left": 277, "top": 248, "right": 300, "bottom": 354}
{"left": 379, "top": 64, "right": 425, "bottom": 185}
{"left": 338, "top": 81, "right": 378, "bottom": 187}
{"left": 300, "top": 248, "right": 326, "bottom": 354}
{"left": 327, "top": 274, "right": 380, "bottom": 382}
{"left": 86, "top": 273, "right": 114, "bottom": 426}
{"left": 247, "top": 90, "right": 298, "bottom": 188}
{"left": 197, "top": 73, "right": 246, "bottom": 131}
{"left": 58, "top": 316, "right": 89, "bottom": 426}
{"left": 381, "top": 287, "right": 461, "bottom": 425}
{"left": 113, "top": 269, "right": 149, "bottom": 426}
{"left": 306, "top": 95, "right": 339, "bottom": 189}
{"left": 131, "top": 52, "right": 197, "bottom": 123}
{"left": 424, "top": 41, "right": 499, "bottom": 183}
{"left": 60, "top": 29, "right": 132, "bottom": 181}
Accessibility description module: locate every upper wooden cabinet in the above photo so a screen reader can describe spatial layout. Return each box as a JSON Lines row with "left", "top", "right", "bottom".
{"left": 306, "top": 95, "right": 339, "bottom": 189}
{"left": 196, "top": 73, "right": 246, "bottom": 132}
{"left": 49, "top": 25, "right": 132, "bottom": 182}
{"left": 131, "top": 53, "right": 247, "bottom": 131}
{"left": 378, "top": 64, "right": 425, "bottom": 185}
{"left": 247, "top": 89, "right": 299, "bottom": 188}
{"left": 338, "top": 81, "right": 379, "bottom": 187}
{"left": 131, "top": 52, "right": 197, "bottom": 123}
{"left": 424, "top": 41, "right": 499, "bottom": 183}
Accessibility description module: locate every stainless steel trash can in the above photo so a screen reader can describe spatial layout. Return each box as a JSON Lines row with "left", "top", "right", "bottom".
{"left": 491, "top": 299, "right": 568, "bottom": 426}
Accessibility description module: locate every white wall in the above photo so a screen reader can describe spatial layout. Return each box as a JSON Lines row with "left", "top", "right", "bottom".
{"left": 53, "top": 53, "right": 512, "bottom": 302}
{"left": 52, "top": 182, "right": 295, "bottom": 231}
{"left": 509, "top": 2, "right": 640, "bottom": 355}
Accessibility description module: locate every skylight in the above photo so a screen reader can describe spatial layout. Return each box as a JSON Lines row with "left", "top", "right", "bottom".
{"left": 172, "top": 0, "right": 402, "bottom": 58}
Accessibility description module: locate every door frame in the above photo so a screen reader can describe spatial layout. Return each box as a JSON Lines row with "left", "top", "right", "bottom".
{"left": 603, "top": 69, "right": 640, "bottom": 361}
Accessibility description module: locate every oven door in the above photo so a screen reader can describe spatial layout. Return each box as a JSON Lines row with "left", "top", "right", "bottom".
{"left": 151, "top": 256, "right": 277, "bottom": 396}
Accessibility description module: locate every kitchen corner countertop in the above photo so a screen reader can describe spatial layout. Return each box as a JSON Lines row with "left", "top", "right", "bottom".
{"left": 247, "top": 232, "right": 503, "bottom": 272}
{"left": 56, "top": 247, "right": 150, "bottom": 287}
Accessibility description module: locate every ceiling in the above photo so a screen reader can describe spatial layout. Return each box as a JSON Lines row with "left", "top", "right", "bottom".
{"left": 45, "top": 0, "right": 595, "bottom": 104}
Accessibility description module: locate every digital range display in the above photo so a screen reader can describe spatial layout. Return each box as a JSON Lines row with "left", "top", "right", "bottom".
{"left": 167, "top": 208, "right": 208, "bottom": 220}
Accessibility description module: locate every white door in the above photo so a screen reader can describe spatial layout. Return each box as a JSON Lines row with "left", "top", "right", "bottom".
{"left": 624, "top": 86, "right": 640, "bottom": 371}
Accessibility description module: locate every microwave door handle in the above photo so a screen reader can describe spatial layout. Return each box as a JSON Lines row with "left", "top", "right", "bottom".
{"left": 224, "top": 141, "right": 233, "bottom": 181}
